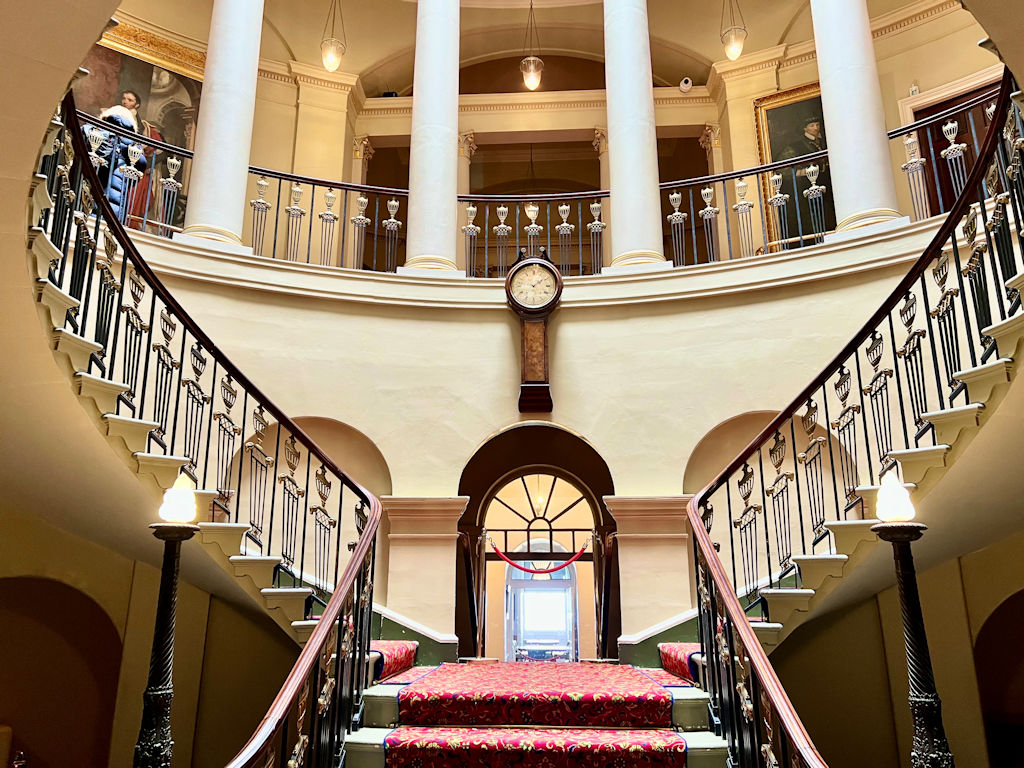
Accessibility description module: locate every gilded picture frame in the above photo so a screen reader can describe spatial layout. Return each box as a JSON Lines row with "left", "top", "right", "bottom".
{"left": 753, "top": 83, "right": 837, "bottom": 248}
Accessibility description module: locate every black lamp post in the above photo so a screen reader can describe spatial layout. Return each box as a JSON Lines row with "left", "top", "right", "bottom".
{"left": 133, "top": 485, "right": 199, "bottom": 768}
{"left": 871, "top": 473, "right": 955, "bottom": 768}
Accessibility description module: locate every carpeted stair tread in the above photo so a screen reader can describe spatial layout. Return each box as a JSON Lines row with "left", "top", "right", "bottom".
{"left": 658, "top": 642, "right": 701, "bottom": 683}
{"left": 384, "top": 726, "right": 688, "bottom": 766}
{"left": 398, "top": 662, "right": 672, "bottom": 727}
{"left": 370, "top": 640, "right": 418, "bottom": 682}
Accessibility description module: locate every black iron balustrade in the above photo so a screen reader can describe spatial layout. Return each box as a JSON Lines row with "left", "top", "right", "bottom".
{"left": 683, "top": 69, "right": 1017, "bottom": 768}
{"left": 456, "top": 192, "right": 610, "bottom": 277}
{"left": 79, "top": 84, "right": 998, "bottom": 280}
{"left": 658, "top": 85, "right": 1002, "bottom": 267}
{"left": 39, "top": 93, "right": 383, "bottom": 768}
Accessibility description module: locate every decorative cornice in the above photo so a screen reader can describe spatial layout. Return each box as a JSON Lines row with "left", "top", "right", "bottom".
{"left": 99, "top": 18, "right": 205, "bottom": 81}
{"left": 257, "top": 59, "right": 294, "bottom": 86}
{"left": 870, "top": 0, "right": 961, "bottom": 40}
{"left": 288, "top": 61, "right": 360, "bottom": 93}
{"left": 361, "top": 88, "right": 713, "bottom": 119}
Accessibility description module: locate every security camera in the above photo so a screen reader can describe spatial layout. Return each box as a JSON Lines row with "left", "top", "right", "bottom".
{"left": 679, "top": 77, "right": 693, "bottom": 93}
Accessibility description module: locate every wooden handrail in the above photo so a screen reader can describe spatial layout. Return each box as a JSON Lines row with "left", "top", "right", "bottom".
{"left": 683, "top": 67, "right": 1012, "bottom": 767}
{"left": 64, "top": 93, "right": 384, "bottom": 767}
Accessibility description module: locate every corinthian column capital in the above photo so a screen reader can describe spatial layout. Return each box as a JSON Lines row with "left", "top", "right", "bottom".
{"left": 457, "top": 131, "right": 477, "bottom": 159}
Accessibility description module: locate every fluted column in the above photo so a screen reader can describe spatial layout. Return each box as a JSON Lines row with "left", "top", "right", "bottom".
{"left": 181, "top": 0, "right": 264, "bottom": 246}
{"left": 403, "top": 0, "right": 461, "bottom": 271}
{"left": 602, "top": 0, "right": 665, "bottom": 267}
{"left": 809, "top": 0, "right": 901, "bottom": 232}
{"left": 456, "top": 131, "right": 476, "bottom": 270}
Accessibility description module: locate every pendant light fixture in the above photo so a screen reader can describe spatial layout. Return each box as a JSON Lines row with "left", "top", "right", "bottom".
{"left": 720, "top": 0, "right": 747, "bottom": 62}
{"left": 320, "top": 0, "right": 348, "bottom": 73}
{"left": 520, "top": 0, "right": 544, "bottom": 91}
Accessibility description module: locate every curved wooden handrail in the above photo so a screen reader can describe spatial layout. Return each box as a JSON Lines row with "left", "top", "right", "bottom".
{"left": 64, "top": 94, "right": 384, "bottom": 767}
{"left": 683, "top": 67, "right": 1012, "bottom": 767}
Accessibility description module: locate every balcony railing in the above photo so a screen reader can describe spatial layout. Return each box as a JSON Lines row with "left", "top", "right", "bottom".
{"left": 683, "top": 68, "right": 1018, "bottom": 768}
{"left": 42, "top": 92, "right": 383, "bottom": 768}
{"left": 77, "top": 83, "right": 999, "bottom": 279}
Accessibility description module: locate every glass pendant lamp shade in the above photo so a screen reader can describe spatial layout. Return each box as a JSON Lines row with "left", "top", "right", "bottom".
{"left": 521, "top": 55, "right": 544, "bottom": 91}
{"left": 321, "top": 38, "right": 346, "bottom": 72}
{"left": 720, "top": 0, "right": 747, "bottom": 61}
{"left": 320, "top": 0, "right": 347, "bottom": 73}
{"left": 520, "top": 0, "right": 543, "bottom": 90}
{"left": 721, "top": 25, "right": 747, "bottom": 61}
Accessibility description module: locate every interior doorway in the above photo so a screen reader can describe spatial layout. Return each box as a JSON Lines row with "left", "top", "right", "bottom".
{"left": 455, "top": 423, "right": 620, "bottom": 660}
{"left": 505, "top": 538, "right": 579, "bottom": 661}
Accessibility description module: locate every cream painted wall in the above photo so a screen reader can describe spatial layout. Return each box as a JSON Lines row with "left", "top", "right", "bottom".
{"left": 137, "top": 217, "right": 942, "bottom": 502}
{"left": 0, "top": 508, "right": 297, "bottom": 768}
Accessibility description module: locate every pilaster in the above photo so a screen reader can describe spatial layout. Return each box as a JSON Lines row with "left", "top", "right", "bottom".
{"left": 603, "top": 495, "right": 696, "bottom": 636}
{"left": 382, "top": 496, "right": 469, "bottom": 635}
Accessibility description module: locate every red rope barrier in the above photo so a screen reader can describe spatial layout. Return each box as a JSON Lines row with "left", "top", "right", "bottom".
{"left": 490, "top": 537, "right": 590, "bottom": 574}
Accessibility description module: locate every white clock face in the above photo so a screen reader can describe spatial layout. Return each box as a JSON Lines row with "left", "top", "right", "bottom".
{"left": 510, "top": 264, "right": 558, "bottom": 308}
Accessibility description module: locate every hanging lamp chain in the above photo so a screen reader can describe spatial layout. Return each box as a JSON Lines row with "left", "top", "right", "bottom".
{"left": 323, "top": 0, "right": 347, "bottom": 43}
{"left": 523, "top": 0, "right": 541, "bottom": 57}
{"left": 721, "top": 0, "right": 745, "bottom": 34}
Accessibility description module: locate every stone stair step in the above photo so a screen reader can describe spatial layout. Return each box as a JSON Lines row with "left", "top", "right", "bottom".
{"left": 921, "top": 403, "right": 985, "bottom": 446}
{"left": 133, "top": 453, "right": 189, "bottom": 489}
{"left": 27, "top": 226, "right": 61, "bottom": 280}
{"left": 291, "top": 618, "right": 321, "bottom": 646}
{"left": 750, "top": 621, "right": 784, "bottom": 653}
{"left": 102, "top": 413, "right": 159, "bottom": 454}
{"left": 670, "top": 685, "right": 711, "bottom": 732}
{"left": 855, "top": 483, "right": 917, "bottom": 519}
{"left": 791, "top": 554, "right": 847, "bottom": 589}
{"left": 197, "top": 522, "right": 251, "bottom": 558}
{"left": 262, "top": 587, "right": 314, "bottom": 623}
{"left": 823, "top": 519, "right": 879, "bottom": 559}
{"left": 29, "top": 173, "right": 53, "bottom": 222}
{"left": 35, "top": 279, "right": 78, "bottom": 329}
{"left": 955, "top": 357, "right": 1013, "bottom": 404}
{"left": 229, "top": 555, "right": 281, "bottom": 587}
{"left": 74, "top": 372, "right": 129, "bottom": 415}
{"left": 984, "top": 310, "right": 1024, "bottom": 362}
{"left": 888, "top": 444, "right": 950, "bottom": 486}
{"left": 760, "top": 588, "right": 814, "bottom": 625}
{"left": 52, "top": 327, "right": 101, "bottom": 373}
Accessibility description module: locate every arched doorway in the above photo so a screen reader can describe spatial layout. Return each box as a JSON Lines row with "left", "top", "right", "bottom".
{"left": 457, "top": 424, "right": 619, "bottom": 659}
{"left": 974, "top": 589, "right": 1024, "bottom": 767}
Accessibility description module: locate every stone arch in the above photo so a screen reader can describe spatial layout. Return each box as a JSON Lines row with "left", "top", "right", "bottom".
{"left": 455, "top": 422, "right": 619, "bottom": 658}
{"left": 0, "top": 577, "right": 121, "bottom": 766}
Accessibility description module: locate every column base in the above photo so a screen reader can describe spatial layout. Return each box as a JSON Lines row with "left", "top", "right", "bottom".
{"left": 835, "top": 207, "right": 903, "bottom": 233}
{"left": 602, "top": 260, "right": 674, "bottom": 276}
{"left": 609, "top": 249, "right": 666, "bottom": 269}
{"left": 175, "top": 231, "right": 253, "bottom": 257}
{"left": 824, "top": 215, "right": 910, "bottom": 245}
{"left": 400, "top": 254, "right": 460, "bottom": 272}
{"left": 180, "top": 223, "right": 244, "bottom": 245}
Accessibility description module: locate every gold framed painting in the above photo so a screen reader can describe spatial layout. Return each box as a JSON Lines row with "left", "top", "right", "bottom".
{"left": 753, "top": 83, "right": 837, "bottom": 247}
{"left": 71, "top": 23, "right": 206, "bottom": 230}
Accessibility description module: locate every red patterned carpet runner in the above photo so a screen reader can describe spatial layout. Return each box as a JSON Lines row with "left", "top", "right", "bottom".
{"left": 385, "top": 726, "right": 688, "bottom": 767}
{"left": 658, "top": 642, "right": 701, "bottom": 684}
{"left": 370, "top": 640, "right": 419, "bottom": 681}
{"left": 397, "top": 662, "right": 673, "bottom": 727}
{"left": 380, "top": 666, "right": 438, "bottom": 685}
